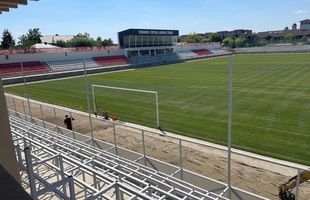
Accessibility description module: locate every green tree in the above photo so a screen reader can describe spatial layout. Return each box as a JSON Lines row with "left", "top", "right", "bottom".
{"left": 301, "top": 36, "right": 308, "bottom": 43}
{"left": 222, "top": 38, "right": 235, "bottom": 48}
{"left": 54, "top": 40, "right": 68, "bottom": 47}
{"left": 96, "top": 36, "right": 102, "bottom": 42}
{"left": 68, "top": 33, "right": 95, "bottom": 47}
{"left": 94, "top": 36, "right": 103, "bottom": 46}
{"left": 1, "top": 29, "right": 15, "bottom": 49}
{"left": 102, "top": 38, "right": 113, "bottom": 46}
{"left": 245, "top": 33, "right": 258, "bottom": 47}
{"left": 18, "top": 34, "right": 33, "bottom": 49}
{"left": 18, "top": 28, "right": 42, "bottom": 48}
{"left": 210, "top": 33, "right": 222, "bottom": 42}
{"left": 235, "top": 36, "right": 246, "bottom": 47}
{"left": 283, "top": 33, "right": 293, "bottom": 43}
{"left": 186, "top": 34, "right": 204, "bottom": 43}
{"left": 201, "top": 38, "right": 212, "bottom": 43}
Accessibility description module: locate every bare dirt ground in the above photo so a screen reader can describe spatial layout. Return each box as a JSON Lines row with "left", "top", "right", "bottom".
{"left": 6, "top": 95, "right": 310, "bottom": 200}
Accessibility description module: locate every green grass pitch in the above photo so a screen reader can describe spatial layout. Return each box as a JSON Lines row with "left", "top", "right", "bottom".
{"left": 6, "top": 54, "right": 310, "bottom": 165}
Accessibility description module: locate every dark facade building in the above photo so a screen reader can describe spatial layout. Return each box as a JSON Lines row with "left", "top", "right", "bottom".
{"left": 183, "top": 29, "right": 252, "bottom": 40}
{"left": 216, "top": 29, "right": 252, "bottom": 38}
{"left": 118, "top": 29, "right": 179, "bottom": 57}
{"left": 257, "top": 19, "right": 310, "bottom": 44}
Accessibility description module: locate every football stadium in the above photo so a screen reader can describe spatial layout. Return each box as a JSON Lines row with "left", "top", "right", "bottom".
{"left": 0, "top": 1, "right": 309, "bottom": 200}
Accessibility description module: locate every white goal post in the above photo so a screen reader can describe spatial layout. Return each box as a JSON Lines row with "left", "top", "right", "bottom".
{"left": 91, "top": 84, "right": 160, "bottom": 127}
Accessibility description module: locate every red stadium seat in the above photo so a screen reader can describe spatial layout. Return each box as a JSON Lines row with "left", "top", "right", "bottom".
{"left": 0, "top": 61, "right": 49, "bottom": 78}
{"left": 94, "top": 56, "right": 130, "bottom": 67}
{"left": 192, "top": 49, "right": 213, "bottom": 56}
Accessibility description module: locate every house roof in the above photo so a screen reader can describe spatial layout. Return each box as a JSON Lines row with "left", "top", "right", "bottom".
{"left": 40, "top": 35, "right": 74, "bottom": 44}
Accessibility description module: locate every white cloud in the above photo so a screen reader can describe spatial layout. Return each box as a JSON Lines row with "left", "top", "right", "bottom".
{"left": 294, "top": 10, "right": 307, "bottom": 15}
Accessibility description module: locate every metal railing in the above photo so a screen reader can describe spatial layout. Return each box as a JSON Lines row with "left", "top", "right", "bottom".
{"left": 6, "top": 94, "right": 310, "bottom": 200}
{"left": 10, "top": 111, "right": 229, "bottom": 200}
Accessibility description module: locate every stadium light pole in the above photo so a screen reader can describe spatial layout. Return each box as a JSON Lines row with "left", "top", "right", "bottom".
{"left": 21, "top": 62, "right": 33, "bottom": 120}
{"left": 227, "top": 52, "right": 233, "bottom": 198}
{"left": 83, "top": 59, "right": 94, "bottom": 146}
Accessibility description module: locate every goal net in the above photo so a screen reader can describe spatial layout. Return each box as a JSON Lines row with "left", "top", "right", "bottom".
{"left": 91, "top": 84, "right": 159, "bottom": 128}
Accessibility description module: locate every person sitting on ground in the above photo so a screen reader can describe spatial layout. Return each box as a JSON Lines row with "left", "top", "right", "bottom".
{"left": 64, "top": 114, "right": 75, "bottom": 130}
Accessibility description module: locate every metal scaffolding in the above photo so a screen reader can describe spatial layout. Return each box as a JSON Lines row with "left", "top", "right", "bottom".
{"left": 10, "top": 111, "right": 230, "bottom": 200}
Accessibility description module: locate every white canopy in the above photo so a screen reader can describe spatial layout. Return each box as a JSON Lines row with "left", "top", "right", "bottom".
{"left": 31, "top": 43, "right": 60, "bottom": 49}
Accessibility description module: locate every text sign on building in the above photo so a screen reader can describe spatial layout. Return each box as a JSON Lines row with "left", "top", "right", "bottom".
{"left": 138, "top": 30, "right": 175, "bottom": 35}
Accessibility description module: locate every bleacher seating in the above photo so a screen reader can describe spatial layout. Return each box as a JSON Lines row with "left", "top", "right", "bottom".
{"left": 130, "top": 53, "right": 181, "bottom": 65}
{"left": 192, "top": 49, "right": 213, "bottom": 56}
{"left": 45, "top": 58, "right": 98, "bottom": 71}
{"left": 176, "top": 51, "right": 198, "bottom": 59}
{"left": 210, "top": 49, "right": 228, "bottom": 54}
{"left": 130, "top": 49, "right": 229, "bottom": 65}
{"left": 94, "top": 55, "right": 130, "bottom": 66}
{"left": 0, "top": 61, "right": 48, "bottom": 77}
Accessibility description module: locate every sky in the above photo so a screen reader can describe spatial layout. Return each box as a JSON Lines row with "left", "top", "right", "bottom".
{"left": 0, "top": 0, "right": 309, "bottom": 43}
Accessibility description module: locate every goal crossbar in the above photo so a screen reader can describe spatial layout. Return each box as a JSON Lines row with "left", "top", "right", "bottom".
{"left": 91, "top": 84, "right": 160, "bottom": 127}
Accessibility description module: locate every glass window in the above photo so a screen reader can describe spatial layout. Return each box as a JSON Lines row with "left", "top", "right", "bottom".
{"left": 156, "top": 49, "right": 164, "bottom": 55}
{"left": 123, "top": 36, "right": 129, "bottom": 48}
{"left": 129, "top": 36, "right": 136, "bottom": 48}
{"left": 127, "top": 50, "right": 138, "bottom": 58}
{"left": 140, "top": 50, "right": 149, "bottom": 56}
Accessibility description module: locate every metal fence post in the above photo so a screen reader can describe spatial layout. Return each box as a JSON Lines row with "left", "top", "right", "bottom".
{"left": 53, "top": 107, "right": 57, "bottom": 119}
{"left": 24, "top": 147, "right": 38, "bottom": 200}
{"left": 155, "top": 92, "right": 160, "bottom": 128}
{"left": 21, "top": 62, "right": 33, "bottom": 120}
{"left": 40, "top": 104, "right": 45, "bottom": 128}
{"left": 91, "top": 85, "right": 97, "bottom": 113}
{"left": 142, "top": 130, "right": 147, "bottom": 166}
{"left": 227, "top": 53, "right": 233, "bottom": 198}
{"left": 82, "top": 59, "right": 94, "bottom": 146}
{"left": 12, "top": 96, "right": 17, "bottom": 114}
{"left": 179, "top": 139, "right": 183, "bottom": 180}
{"left": 113, "top": 122, "right": 118, "bottom": 155}
{"left": 22, "top": 100, "right": 26, "bottom": 118}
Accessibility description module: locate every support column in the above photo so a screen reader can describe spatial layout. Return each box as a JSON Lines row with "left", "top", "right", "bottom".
{"left": 227, "top": 53, "right": 233, "bottom": 198}
{"left": 0, "top": 78, "right": 21, "bottom": 184}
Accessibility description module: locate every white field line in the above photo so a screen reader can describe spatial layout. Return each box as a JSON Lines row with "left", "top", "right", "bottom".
{"left": 5, "top": 93, "right": 309, "bottom": 171}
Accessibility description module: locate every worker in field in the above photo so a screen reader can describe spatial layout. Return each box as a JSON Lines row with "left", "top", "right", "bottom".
{"left": 64, "top": 114, "right": 75, "bottom": 130}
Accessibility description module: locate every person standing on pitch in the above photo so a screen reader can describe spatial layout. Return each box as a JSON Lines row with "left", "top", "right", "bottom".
{"left": 64, "top": 114, "right": 75, "bottom": 130}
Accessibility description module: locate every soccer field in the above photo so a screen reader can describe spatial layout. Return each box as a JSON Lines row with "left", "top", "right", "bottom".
{"left": 6, "top": 54, "right": 310, "bottom": 165}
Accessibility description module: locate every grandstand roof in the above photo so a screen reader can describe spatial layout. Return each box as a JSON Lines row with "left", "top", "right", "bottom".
{"left": 0, "top": 0, "right": 38, "bottom": 14}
